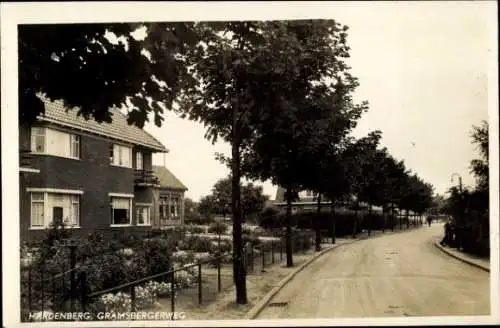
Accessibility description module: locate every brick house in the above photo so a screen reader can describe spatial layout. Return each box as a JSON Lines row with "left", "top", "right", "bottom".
{"left": 19, "top": 97, "right": 187, "bottom": 240}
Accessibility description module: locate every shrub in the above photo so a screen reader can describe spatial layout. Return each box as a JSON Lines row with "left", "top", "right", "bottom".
{"left": 207, "top": 221, "right": 228, "bottom": 235}
{"left": 98, "top": 284, "right": 161, "bottom": 313}
{"left": 185, "top": 225, "right": 207, "bottom": 234}
{"left": 193, "top": 252, "right": 213, "bottom": 263}
{"left": 172, "top": 250, "right": 195, "bottom": 266}
{"left": 173, "top": 270, "right": 193, "bottom": 288}
{"left": 134, "top": 283, "right": 160, "bottom": 310}
{"left": 185, "top": 214, "right": 215, "bottom": 225}
{"left": 154, "top": 281, "right": 174, "bottom": 297}
{"left": 139, "top": 237, "right": 173, "bottom": 276}
{"left": 182, "top": 235, "right": 214, "bottom": 253}
{"left": 258, "top": 206, "right": 281, "bottom": 229}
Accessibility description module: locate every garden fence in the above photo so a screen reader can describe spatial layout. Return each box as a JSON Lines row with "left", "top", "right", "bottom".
{"left": 21, "top": 230, "right": 315, "bottom": 321}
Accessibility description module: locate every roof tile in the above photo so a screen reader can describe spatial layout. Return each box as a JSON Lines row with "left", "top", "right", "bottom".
{"left": 153, "top": 165, "right": 188, "bottom": 191}
{"left": 38, "top": 97, "right": 167, "bottom": 152}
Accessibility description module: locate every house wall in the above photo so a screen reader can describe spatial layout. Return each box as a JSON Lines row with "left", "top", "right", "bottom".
{"left": 20, "top": 124, "right": 158, "bottom": 241}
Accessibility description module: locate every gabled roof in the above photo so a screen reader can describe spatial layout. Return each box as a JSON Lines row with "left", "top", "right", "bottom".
{"left": 38, "top": 97, "right": 168, "bottom": 152}
{"left": 152, "top": 165, "right": 188, "bottom": 191}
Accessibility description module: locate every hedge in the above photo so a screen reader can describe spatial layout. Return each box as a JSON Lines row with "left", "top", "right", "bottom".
{"left": 258, "top": 210, "right": 404, "bottom": 237}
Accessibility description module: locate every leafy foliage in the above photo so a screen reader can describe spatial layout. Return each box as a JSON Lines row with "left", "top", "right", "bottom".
{"left": 208, "top": 221, "right": 229, "bottom": 235}
{"left": 470, "top": 120, "right": 488, "bottom": 191}
{"left": 19, "top": 23, "right": 201, "bottom": 127}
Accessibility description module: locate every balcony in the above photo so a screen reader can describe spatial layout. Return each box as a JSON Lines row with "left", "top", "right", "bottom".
{"left": 19, "top": 147, "right": 39, "bottom": 173}
{"left": 134, "top": 169, "right": 160, "bottom": 187}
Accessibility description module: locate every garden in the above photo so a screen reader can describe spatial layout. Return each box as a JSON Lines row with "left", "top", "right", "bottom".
{"left": 20, "top": 220, "right": 312, "bottom": 321}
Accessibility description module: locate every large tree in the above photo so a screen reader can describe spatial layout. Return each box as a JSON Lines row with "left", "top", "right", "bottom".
{"left": 177, "top": 20, "right": 363, "bottom": 298}
{"left": 379, "top": 154, "right": 408, "bottom": 230}
{"left": 19, "top": 23, "right": 201, "bottom": 127}
{"left": 211, "top": 177, "right": 233, "bottom": 219}
{"left": 238, "top": 21, "right": 364, "bottom": 267}
{"left": 302, "top": 80, "right": 367, "bottom": 249}
{"left": 241, "top": 183, "right": 269, "bottom": 221}
{"left": 207, "top": 176, "right": 269, "bottom": 220}
{"left": 340, "top": 130, "right": 382, "bottom": 237}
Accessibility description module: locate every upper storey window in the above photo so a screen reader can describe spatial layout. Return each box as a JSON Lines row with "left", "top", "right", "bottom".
{"left": 30, "top": 127, "right": 80, "bottom": 160}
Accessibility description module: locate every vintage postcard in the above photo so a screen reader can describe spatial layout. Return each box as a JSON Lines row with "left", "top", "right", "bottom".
{"left": 1, "top": 1, "right": 498, "bottom": 327}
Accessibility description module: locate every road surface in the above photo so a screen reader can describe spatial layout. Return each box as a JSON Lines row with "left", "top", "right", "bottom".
{"left": 257, "top": 223, "right": 490, "bottom": 318}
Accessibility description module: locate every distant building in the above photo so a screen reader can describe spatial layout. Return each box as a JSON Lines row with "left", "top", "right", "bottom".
{"left": 271, "top": 187, "right": 332, "bottom": 213}
{"left": 271, "top": 187, "right": 387, "bottom": 215}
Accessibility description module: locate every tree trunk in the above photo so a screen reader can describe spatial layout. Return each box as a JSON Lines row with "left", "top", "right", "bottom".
{"left": 315, "top": 194, "right": 322, "bottom": 251}
{"left": 382, "top": 204, "right": 387, "bottom": 233}
{"left": 368, "top": 203, "right": 373, "bottom": 236}
{"left": 352, "top": 199, "right": 359, "bottom": 238}
{"left": 406, "top": 209, "right": 410, "bottom": 229}
{"left": 391, "top": 204, "right": 395, "bottom": 231}
{"left": 285, "top": 187, "right": 294, "bottom": 267}
{"left": 231, "top": 112, "right": 247, "bottom": 305}
{"left": 331, "top": 201, "right": 336, "bottom": 244}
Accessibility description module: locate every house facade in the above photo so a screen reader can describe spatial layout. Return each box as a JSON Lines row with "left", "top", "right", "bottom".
{"left": 271, "top": 187, "right": 386, "bottom": 215}
{"left": 271, "top": 187, "right": 332, "bottom": 213}
{"left": 151, "top": 165, "right": 188, "bottom": 227}
{"left": 19, "top": 97, "right": 186, "bottom": 240}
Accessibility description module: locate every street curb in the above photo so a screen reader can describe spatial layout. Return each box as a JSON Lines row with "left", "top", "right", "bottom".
{"left": 434, "top": 241, "right": 490, "bottom": 272}
{"left": 244, "top": 237, "right": 364, "bottom": 320}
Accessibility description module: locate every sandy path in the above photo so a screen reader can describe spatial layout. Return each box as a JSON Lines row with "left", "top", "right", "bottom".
{"left": 257, "top": 223, "right": 490, "bottom": 318}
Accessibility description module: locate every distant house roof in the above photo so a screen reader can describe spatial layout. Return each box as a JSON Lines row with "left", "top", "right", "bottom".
{"left": 152, "top": 165, "right": 188, "bottom": 191}
{"left": 38, "top": 97, "right": 168, "bottom": 152}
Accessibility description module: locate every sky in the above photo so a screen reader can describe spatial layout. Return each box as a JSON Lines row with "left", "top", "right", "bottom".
{"left": 141, "top": 2, "right": 493, "bottom": 202}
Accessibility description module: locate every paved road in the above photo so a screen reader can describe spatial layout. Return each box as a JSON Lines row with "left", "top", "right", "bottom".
{"left": 257, "top": 223, "right": 490, "bottom": 318}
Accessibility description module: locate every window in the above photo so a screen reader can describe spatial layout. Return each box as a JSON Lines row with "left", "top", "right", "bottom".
{"left": 31, "top": 127, "right": 45, "bottom": 153}
{"left": 70, "top": 135, "right": 80, "bottom": 158}
{"left": 111, "top": 197, "right": 132, "bottom": 225}
{"left": 30, "top": 127, "right": 80, "bottom": 159}
{"left": 69, "top": 195, "right": 80, "bottom": 226}
{"left": 160, "top": 194, "right": 181, "bottom": 221}
{"left": 136, "top": 152, "right": 143, "bottom": 170}
{"left": 30, "top": 192, "right": 80, "bottom": 228}
{"left": 159, "top": 197, "right": 168, "bottom": 221}
{"left": 170, "top": 195, "right": 180, "bottom": 219}
{"left": 110, "top": 144, "right": 132, "bottom": 168}
{"left": 136, "top": 205, "right": 150, "bottom": 226}
{"left": 30, "top": 193, "right": 45, "bottom": 228}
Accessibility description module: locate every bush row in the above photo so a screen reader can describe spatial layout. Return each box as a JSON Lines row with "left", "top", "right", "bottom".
{"left": 257, "top": 207, "right": 421, "bottom": 236}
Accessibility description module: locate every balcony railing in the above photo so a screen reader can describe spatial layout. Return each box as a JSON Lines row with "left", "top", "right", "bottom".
{"left": 19, "top": 147, "right": 33, "bottom": 168}
{"left": 134, "top": 169, "right": 160, "bottom": 187}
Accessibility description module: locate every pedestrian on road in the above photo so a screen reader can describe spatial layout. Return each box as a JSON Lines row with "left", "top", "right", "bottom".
{"left": 441, "top": 220, "right": 452, "bottom": 245}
